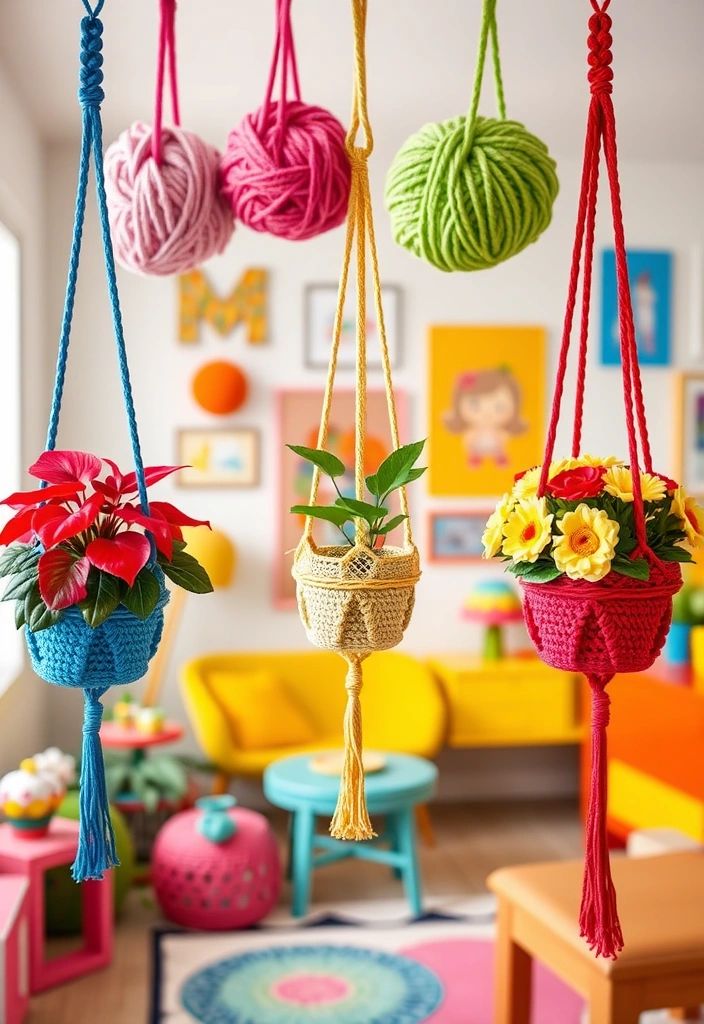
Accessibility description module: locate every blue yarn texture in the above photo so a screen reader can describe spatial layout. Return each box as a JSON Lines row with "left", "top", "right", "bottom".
{"left": 35, "top": 3, "right": 164, "bottom": 882}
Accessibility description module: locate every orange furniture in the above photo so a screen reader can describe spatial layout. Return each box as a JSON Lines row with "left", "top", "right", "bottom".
{"left": 488, "top": 852, "right": 704, "bottom": 1024}
{"left": 580, "top": 661, "right": 704, "bottom": 843}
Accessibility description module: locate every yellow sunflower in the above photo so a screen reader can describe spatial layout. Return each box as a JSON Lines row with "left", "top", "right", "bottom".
{"left": 502, "top": 498, "right": 553, "bottom": 563}
{"left": 603, "top": 466, "right": 666, "bottom": 503}
{"left": 481, "top": 494, "right": 513, "bottom": 559}
{"left": 553, "top": 504, "right": 619, "bottom": 581}
{"left": 512, "top": 467, "right": 541, "bottom": 501}
{"left": 671, "top": 486, "right": 704, "bottom": 549}
{"left": 575, "top": 453, "right": 624, "bottom": 469}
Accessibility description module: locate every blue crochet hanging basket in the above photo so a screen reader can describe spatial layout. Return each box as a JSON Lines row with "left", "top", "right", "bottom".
{"left": 25, "top": 569, "right": 170, "bottom": 689}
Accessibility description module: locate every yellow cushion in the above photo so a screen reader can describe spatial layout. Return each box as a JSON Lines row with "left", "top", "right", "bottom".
{"left": 206, "top": 670, "right": 316, "bottom": 751}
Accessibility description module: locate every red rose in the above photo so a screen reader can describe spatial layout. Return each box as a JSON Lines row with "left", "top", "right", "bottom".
{"left": 547, "top": 465, "right": 605, "bottom": 500}
{"left": 654, "top": 472, "right": 679, "bottom": 492}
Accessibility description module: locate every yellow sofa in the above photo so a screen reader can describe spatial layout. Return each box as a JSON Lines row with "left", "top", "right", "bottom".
{"left": 180, "top": 650, "right": 447, "bottom": 785}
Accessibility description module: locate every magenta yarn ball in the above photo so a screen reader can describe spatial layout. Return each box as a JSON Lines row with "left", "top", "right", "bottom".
{"left": 220, "top": 100, "right": 351, "bottom": 241}
{"left": 104, "top": 122, "right": 234, "bottom": 276}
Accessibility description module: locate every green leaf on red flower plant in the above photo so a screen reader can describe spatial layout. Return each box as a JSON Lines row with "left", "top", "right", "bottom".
{"left": 24, "top": 582, "right": 61, "bottom": 633}
{"left": 1, "top": 482, "right": 85, "bottom": 508}
{"left": 157, "top": 546, "right": 213, "bottom": 594}
{"left": 612, "top": 557, "right": 650, "bottom": 580}
{"left": 114, "top": 506, "right": 173, "bottom": 559}
{"left": 2, "top": 566, "right": 38, "bottom": 603}
{"left": 0, "top": 542, "right": 38, "bottom": 577}
{"left": 86, "top": 533, "right": 151, "bottom": 588}
{"left": 28, "top": 450, "right": 102, "bottom": 486}
{"left": 38, "top": 549, "right": 90, "bottom": 610}
{"left": 34, "top": 491, "right": 103, "bottom": 549}
{"left": 78, "top": 570, "right": 121, "bottom": 628}
{"left": 120, "top": 567, "right": 160, "bottom": 621}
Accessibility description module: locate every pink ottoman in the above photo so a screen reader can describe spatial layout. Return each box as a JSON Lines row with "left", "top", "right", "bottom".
{"left": 0, "top": 876, "right": 29, "bottom": 1024}
{"left": 152, "top": 796, "right": 280, "bottom": 929}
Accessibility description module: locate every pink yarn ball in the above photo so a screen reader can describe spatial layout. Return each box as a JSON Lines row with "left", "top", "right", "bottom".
{"left": 104, "top": 122, "right": 234, "bottom": 276}
{"left": 220, "top": 100, "right": 351, "bottom": 241}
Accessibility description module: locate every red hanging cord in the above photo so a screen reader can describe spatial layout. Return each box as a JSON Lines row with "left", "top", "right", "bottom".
{"left": 151, "top": 0, "right": 181, "bottom": 164}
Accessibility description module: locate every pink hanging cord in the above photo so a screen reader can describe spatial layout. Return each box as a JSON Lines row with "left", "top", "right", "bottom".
{"left": 151, "top": 0, "right": 181, "bottom": 164}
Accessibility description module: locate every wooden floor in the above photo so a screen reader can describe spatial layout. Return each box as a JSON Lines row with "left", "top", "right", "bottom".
{"left": 29, "top": 799, "right": 583, "bottom": 1023}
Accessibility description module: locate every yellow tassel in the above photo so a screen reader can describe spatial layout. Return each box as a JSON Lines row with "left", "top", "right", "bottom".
{"left": 330, "top": 653, "right": 376, "bottom": 840}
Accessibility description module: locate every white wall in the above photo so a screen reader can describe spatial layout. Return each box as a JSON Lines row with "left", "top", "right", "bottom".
{"left": 0, "top": 61, "right": 49, "bottom": 769}
{"left": 43, "top": 137, "right": 704, "bottom": 796}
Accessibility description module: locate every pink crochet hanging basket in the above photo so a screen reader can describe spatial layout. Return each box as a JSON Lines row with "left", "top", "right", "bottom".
{"left": 520, "top": 1, "right": 684, "bottom": 962}
{"left": 522, "top": 556, "right": 681, "bottom": 677}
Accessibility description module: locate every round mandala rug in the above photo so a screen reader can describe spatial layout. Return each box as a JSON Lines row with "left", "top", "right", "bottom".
{"left": 180, "top": 944, "right": 444, "bottom": 1024}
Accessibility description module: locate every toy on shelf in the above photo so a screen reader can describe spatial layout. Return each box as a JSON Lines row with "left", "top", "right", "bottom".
{"left": 152, "top": 795, "right": 280, "bottom": 930}
{"left": 0, "top": 748, "right": 76, "bottom": 839}
{"left": 385, "top": 0, "right": 558, "bottom": 273}
{"left": 482, "top": 2, "right": 701, "bottom": 960}
{"left": 461, "top": 579, "right": 522, "bottom": 660}
{"left": 289, "top": 0, "right": 424, "bottom": 842}
{"left": 141, "top": 525, "right": 236, "bottom": 710}
{"left": 220, "top": 0, "right": 350, "bottom": 240}
{"left": 105, "top": 0, "right": 232, "bottom": 274}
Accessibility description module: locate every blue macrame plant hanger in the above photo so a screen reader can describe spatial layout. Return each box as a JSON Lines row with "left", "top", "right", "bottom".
{"left": 27, "top": 0, "right": 169, "bottom": 883}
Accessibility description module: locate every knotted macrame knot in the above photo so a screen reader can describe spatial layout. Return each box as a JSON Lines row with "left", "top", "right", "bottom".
{"left": 587, "top": 12, "right": 613, "bottom": 95}
{"left": 83, "top": 690, "right": 105, "bottom": 735}
{"left": 78, "top": 15, "right": 104, "bottom": 107}
{"left": 590, "top": 684, "right": 611, "bottom": 729}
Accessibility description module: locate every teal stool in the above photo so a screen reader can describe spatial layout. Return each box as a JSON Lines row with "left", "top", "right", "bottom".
{"left": 263, "top": 752, "right": 437, "bottom": 918}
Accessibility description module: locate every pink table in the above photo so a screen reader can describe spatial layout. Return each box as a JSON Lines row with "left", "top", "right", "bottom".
{"left": 0, "top": 819, "right": 112, "bottom": 993}
{"left": 0, "top": 876, "right": 29, "bottom": 1024}
{"left": 100, "top": 720, "right": 185, "bottom": 749}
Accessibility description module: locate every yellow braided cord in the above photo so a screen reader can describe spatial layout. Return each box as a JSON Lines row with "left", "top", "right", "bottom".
{"left": 330, "top": 654, "right": 375, "bottom": 840}
{"left": 354, "top": 154, "right": 367, "bottom": 543}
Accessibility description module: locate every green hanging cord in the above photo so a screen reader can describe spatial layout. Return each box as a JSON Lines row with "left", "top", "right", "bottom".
{"left": 464, "top": 0, "right": 507, "bottom": 151}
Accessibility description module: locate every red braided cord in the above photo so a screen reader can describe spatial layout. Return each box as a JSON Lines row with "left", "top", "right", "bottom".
{"left": 151, "top": 0, "right": 180, "bottom": 164}
{"left": 538, "top": 1, "right": 652, "bottom": 553}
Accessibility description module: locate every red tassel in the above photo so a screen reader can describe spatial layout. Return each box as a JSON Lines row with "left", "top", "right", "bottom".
{"left": 579, "top": 673, "right": 623, "bottom": 959}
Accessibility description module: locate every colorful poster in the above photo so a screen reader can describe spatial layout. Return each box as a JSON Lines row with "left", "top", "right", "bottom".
{"left": 275, "top": 389, "right": 407, "bottom": 607}
{"left": 428, "top": 325, "right": 545, "bottom": 497}
{"left": 600, "top": 250, "right": 672, "bottom": 366}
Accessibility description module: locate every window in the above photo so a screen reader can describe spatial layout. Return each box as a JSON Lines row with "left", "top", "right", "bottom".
{"left": 0, "top": 220, "right": 22, "bottom": 691}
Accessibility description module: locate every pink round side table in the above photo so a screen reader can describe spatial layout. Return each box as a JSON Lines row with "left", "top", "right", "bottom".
{"left": 152, "top": 796, "right": 281, "bottom": 930}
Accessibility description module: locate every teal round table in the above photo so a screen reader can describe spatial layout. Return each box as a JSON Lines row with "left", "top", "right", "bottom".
{"left": 263, "top": 752, "right": 437, "bottom": 918}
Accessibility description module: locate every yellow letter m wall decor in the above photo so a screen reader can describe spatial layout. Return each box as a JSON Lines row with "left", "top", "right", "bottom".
{"left": 178, "top": 268, "right": 268, "bottom": 344}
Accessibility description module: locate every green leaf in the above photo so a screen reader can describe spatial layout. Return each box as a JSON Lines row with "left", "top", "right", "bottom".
{"left": 290, "top": 505, "right": 352, "bottom": 528}
{"left": 2, "top": 567, "right": 38, "bottom": 603}
{"left": 104, "top": 763, "right": 130, "bottom": 799}
{"left": 25, "top": 582, "right": 61, "bottom": 633}
{"left": 376, "top": 514, "right": 408, "bottom": 536}
{"left": 612, "top": 557, "right": 650, "bottom": 581}
{"left": 402, "top": 467, "right": 427, "bottom": 485}
{"left": 375, "top": 440, "right": 426, "bottom": 497}
{"left": 158, "top": 547, "right": 214, "bottom": 594}
{"left": 286, "top": 445, "right": 346, "bottom": 478}
{"left": 506, "top": 560, "right": 547, "bottom": 577}
{"left": 0, "top": 543, "right": 37, "bottom": 578}
{"left": 79, "top": 570, "right": 121, "bottom": 628}
{"left": 142, "top": 756, "right": 187, "bottom": 798}
{"left": 334, "top": 497, "right": 388, "bottom": 524}
{"left": 14, "top": 600, "right": 25, "bottom": 630}
{"left": 120, "top": 568, "right": 160, "bottom": 620}
{"left": 657, "top": 546, "right": 695, "bottom": 563}
{"left": 519, "top": 563, "right": 563, "bottom": 583}
{"left": 365, "top": 473, "right": 379, "bottom": 497}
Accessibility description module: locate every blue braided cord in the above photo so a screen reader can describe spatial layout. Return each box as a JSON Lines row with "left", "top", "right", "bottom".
{"left": 46, "top": 9, "right": 150, "bottom": 516}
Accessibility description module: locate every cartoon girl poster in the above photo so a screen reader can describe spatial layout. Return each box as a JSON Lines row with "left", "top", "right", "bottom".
{"left": 429, "top": 326, "right": 545, "bottom": 496}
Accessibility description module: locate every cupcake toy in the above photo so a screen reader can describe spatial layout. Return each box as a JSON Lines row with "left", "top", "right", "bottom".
{"left": 0, "top": 759, "right": 57, "bottom": 837}
{"left": 33, "top": 747, "right": 76, "bottom": 799}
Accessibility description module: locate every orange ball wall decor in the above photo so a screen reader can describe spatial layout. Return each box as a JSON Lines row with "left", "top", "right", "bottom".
{"left": 192, "top": 360, "right": 248, "bottom": 415}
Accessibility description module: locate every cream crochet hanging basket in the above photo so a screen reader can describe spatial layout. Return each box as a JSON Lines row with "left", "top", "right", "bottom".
{"left": 289, "top": 0, "right": 421, "bottom": 843}
{"left": 293, "top": 543, "right": 419, "bottom": 654}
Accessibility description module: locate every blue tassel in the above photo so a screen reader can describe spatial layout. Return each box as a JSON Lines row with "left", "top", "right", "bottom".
{"left": 71, "top": 687, "right": 119, "bottom": 882}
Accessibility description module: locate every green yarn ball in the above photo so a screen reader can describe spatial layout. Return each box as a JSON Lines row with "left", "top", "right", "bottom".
{"left": 44, "top": 791, "right": 135, "bottom": 935}
{"left": 385, "top": 115, "right": 559, "bottom": 273}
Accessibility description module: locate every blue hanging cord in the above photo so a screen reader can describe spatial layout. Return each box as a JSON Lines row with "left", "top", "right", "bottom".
{"left": 46, "top": 6, "right": 150, "bottom": 518}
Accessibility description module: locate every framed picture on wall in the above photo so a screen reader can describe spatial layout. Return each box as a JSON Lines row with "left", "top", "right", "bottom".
{"left": 176, "top": 428, "right": 260, "bottom": 488}
{"left": 675, "top": 372, "right": 704, "bottom": 497}
{"left": 428, "top": 510, "right": 493, "bottom": 563}
{"left": 304, "top": 284, "right": 401, "bottom": 369}
{"left": 275, "top": 388, "right": 407, "bottom": 608}
{"left": 600, "top": 249, "right": 672, "bottom": 367}
{"left": 428, "top": 325, "right": 546, "bottom": 498}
